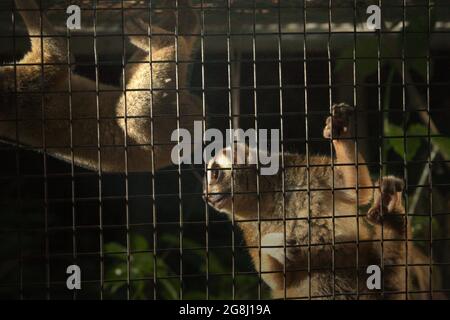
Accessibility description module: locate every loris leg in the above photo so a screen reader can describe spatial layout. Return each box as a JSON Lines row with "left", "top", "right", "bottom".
{"left": 117, "top": 0, "right": 202, "bottom": 170}
{"left": 13, "top": 0, "right": 68, "bottom": 74}
{"left": 123, "top": 0, "right": 200, "bottom": 89}
{"left": 1, "top": 0, "right": 68, "bottom": 94}
{"left": 323, "top": 103, "right": 373, "bottom": 206}
{"left": 2, "top": 0, "right": 200, "bottom": 173}
{"left": 1, "top": 0, "right": 165, "bottom": 173}
{"left": 1, "top": 0, "right": 68, "bottom": 140}
{"left": 367, "top": 176, "right": 406, "bottom": 235}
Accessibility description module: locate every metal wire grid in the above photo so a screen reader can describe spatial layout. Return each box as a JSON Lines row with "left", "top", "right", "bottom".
{"left": 0, "top": 0, "right": 449, "bottom": 300}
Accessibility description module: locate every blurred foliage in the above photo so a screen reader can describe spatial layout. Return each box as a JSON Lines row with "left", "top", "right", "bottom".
{"left": 104, "top": 234, "right": 265, "bottom": 300}
{"left": 384, "top": 122, "right": 428, "bottom": 162}
{"left": 334, "top": 2, "right": 450, "bottom": 247}
{"left": 104, "top": 234, "right": 178, "bottom": 299}
{"left": 336, "top": 2, "right": 450, "bottom": 167}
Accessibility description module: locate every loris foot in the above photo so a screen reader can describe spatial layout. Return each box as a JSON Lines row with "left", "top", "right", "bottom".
{"left": 367, "top": 176, "right": 406, "bottom": 232}
{"left": 323, "top": 103, "right": 355, "bottom": 139}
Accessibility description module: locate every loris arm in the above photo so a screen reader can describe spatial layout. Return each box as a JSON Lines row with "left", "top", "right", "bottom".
{"left": 323, "top": 103, "right": 374, "bottom": 206}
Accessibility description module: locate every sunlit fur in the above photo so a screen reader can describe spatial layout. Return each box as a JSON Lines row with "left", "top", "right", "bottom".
{"left": 1, "top": 0, "right": 202, "bottom": 172}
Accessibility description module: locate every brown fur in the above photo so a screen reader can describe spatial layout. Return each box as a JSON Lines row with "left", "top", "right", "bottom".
{"left": 1, "top": 0, "right": 202, "bottom": 172}
{"left": 204, "top": 104, "right": 434, "bottom": 299}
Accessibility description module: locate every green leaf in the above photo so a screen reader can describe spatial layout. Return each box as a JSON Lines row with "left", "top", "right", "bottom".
{"left": 160, "top": 233, "right": 200, "bottom": 251}
{"left": 385, "top": 122, "right": 427, "bottom": 161}
{"left": 432, "top": 137, "right": 450, "bottom": 160}
{"left": 104, "top": 242, "right": 126, "bottom": 255}
{"left": 105, "top": 262, "right": 128, "bottom": 282}
{"left": 335, "top": 36, "right": 389, "bottom": 79}
{"left": 407, "top": 58, "right": 434, "bottom": 81}
{"left": 160, "top": 278, "right": 179, "bottom": 300}
{"left": 131, "top": 281, "right": 147, "bottom": 300}
{"left": 131, "top": 234, "right": 149, "bottom": 251}
{"left": 406, "top": 123, "right": 428, "bottom": 160}
{"left": 355, "top": 37, "right": 379, "bottom": 78}
{"left": 385, "top": 122, "right": 404, "bottom": 157}
{"left": 404, "top": 18, "right": 433, "bottom": 78}
{"left": 384, "top": 122, "right": 404, "bottom": 137}
{"left": 403, "top": 6, "right": 436, "bottom": 78}
{"left": 204, "top": 251, "right": 227, "bottom": 274}
{"left": 407, "top": 123, "right": 428, "bottom": 136}
{"left": 105, "top": 281, "right": 126, "bottom": 295}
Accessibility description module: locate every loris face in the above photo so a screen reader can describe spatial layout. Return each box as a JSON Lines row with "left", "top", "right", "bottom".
{"left": 203, "top": 144, "right": 278, "bottom": 218}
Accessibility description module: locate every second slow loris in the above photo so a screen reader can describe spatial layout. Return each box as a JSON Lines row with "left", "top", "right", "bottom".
{"left": 204, "top": 103, "right": 430, "bottom": 299}
{"left": 1, "top": 0, "right": 201, "bottom": 172}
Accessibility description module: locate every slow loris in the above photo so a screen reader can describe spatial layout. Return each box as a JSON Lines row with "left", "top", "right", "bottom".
{"left": 204, "top": 103, "right": 431, "bottom": 299}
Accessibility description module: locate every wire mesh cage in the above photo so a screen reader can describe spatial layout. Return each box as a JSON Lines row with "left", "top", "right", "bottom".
{"left": 0, "top": 0, "right": 449, "bottom": 300}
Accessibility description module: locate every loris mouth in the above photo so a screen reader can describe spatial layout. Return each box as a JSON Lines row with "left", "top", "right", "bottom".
{"left": 205, "top": 193, "right": 230, "bottom": 209}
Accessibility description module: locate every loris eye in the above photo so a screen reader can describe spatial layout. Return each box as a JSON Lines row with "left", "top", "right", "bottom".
{"left": 208, "top": 162, "right": 224, "bottom": 184}
{"left": 210, "top": 169, "right": 223, "bottom": 183}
